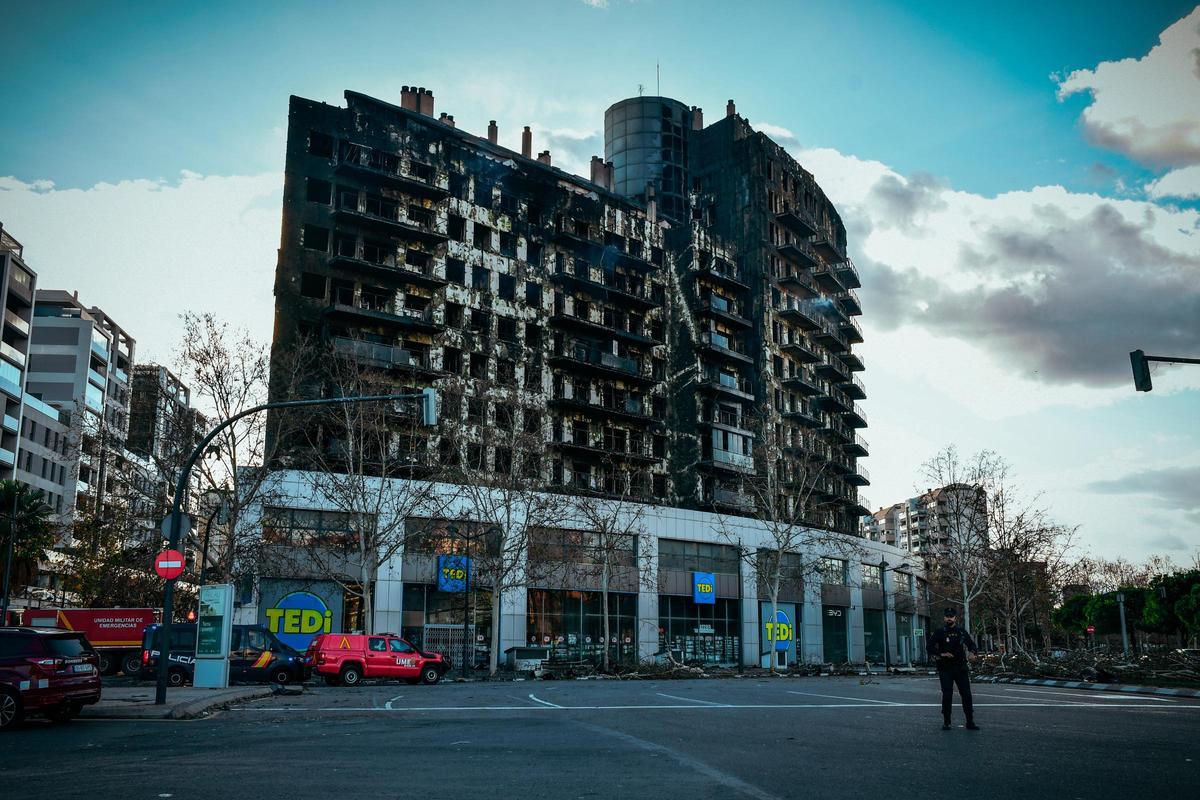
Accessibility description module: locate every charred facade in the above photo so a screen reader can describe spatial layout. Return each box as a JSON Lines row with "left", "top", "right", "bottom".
{"left": 269, "top": 89, "right": 869, "bottom": 535}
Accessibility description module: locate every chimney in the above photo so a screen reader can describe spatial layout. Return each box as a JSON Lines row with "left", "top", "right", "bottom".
{"left": 726, "top": 98, "right": 736, "bottom": 118}
{"left": 521, "top": 126, "right": 532, "bottom": 158}
{"left": 418, "top": 88, "right": 435, "bottom": 116}
{"left": 691, "top": 106, "right": 704, "bottom": 130}
{"left": 400, "top": 86, "right": 419, "bottom": 112}
{"left": 590, "top": 156, "right": 605, "bottom": 186}
{"left": 438, "top": 112, "right": 455, "bottom": 128}
{"left": 487, "top": 120, "right": 498, "bottom": 144}
{"left": 537, "top": 150, "right": 552, "bottom": 166}
{"left": 645, "top": 183, "right": 657, "bottom": 224}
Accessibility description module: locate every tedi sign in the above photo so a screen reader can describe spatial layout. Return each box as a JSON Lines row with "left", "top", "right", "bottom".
{"left": 265, "top": 591, "right": 333, "bottom": 650}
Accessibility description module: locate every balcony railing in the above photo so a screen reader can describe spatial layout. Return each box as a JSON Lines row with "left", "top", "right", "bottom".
{"left": 3, "top": 309, "right": 29, "bottom": 336}
{"left": 554, "top": 341, "right": 641, "bottom": 376}
{"left": 0, "top": 341, "right": 26, "bottom": 368}
{"left": 331, "top": 337, "right": 432, "bottom": 370}
{"left": 711, "top": 448, "right": 755, "bottom": 471}
{"left": 712, "top": 487, "right": 757, "bottom": 512}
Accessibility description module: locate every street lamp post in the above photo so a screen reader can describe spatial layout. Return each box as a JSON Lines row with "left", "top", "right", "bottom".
{"left": 1116, "top": 591, "right": 1130, "bottom": 659}
{"left": 155, "top": 389, "right": 436, "bottom": 704}
{"left": 880, "top": 557, "right": 891, "bottom": 671}
{"left": 0, "top": 486, "right": 18, "bottom": 623}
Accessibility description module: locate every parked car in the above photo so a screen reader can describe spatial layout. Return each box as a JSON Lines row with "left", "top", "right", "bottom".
{"left": 306, "top": 633, "right": 449, "bottom": 686}
{"left": 0, "top": 627, "right": 102, "bottom": 730}
{"left": 23, "top": 608, "right": 157, "bottom": 676}
{"left": 140, "top": 623, "right": 309, "bottom": 686}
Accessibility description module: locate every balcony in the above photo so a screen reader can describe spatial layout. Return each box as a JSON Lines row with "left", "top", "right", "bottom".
{"left": 710, "top": 487, "right": 757, "bottom": 513}
{"left": 777, "top": 297, "right": 822, "bottom": 331}
{"left": 698, "top": 371, "right": 755, "bottom": 401}
{"left": 844, "top": 403, "right": 868, "bottom": 428}
{"left": 776, "top": 206, "right": 818, "bottom": 238}
{"left": 549, "top": 429, "right": 658, "bottom": 464}
{"left": 820, "top": 387, "right": 852, "bottom": 414}
{"left": 810, "top": 262, "right": 844, "bottom": 293}
{"left": 0, "top": 447, "right": 13, "bottom": 468}
{"left": 549, "top": 307, "right": 657, "bottom": 347}
{"left": 814, "top": 353, "right": 849, "bottom": 381}
{"left": 780, "top": 337, "right": 820, "bottom": 363}
{"left": 844, "top": 433, "right": 869, "bottom": 457}
{"left": 329, "top": 253, "right": 448, "bottom": 290}
{"left": 2, "top": 414, "right": 17, "bottom": 434}
{"left": 836, "top": 258, "right": 861, "bottom": 290}
{"left": 695, "top": 260, "right": 750, "bottom": 292}
{"left": 823, "top": 417, "right": 852, "bottom": 444}
{"left": 550, "top": 264, "right": 657, "bottom": 310}
{"left": 775, "top": 268, "right": 818, "bottom": 298}
{"left": 549, "top": 391, "right": 661, "bottom": 427}
{"left": 839, "top": 316, "right": 864, "bottom": 344}
{"left": 777, "top": 240, "right": 819, "bottom": 270}
{"left": 782, "top": 405, "right": 823, "bottom": 429}
{"left": 812, "top": 233, "right": 846, "bottom": 264}
{"left": 853, "top": 493, "right": 872, "bottom": 516}
{"left": 698, "top": 331, "right": 754, "bottom": 365}
{"left": 848, "top": 463, "right": 870, "bottom": 486}
{"left": 705, "top": 407, "right": 753, "bottom": 435}
{"left": 698, "top": 294, "right": 752, "bottom": 329}
{"left": 839, "top": 289, "right": 862, "bottom": 316}
{"left": 331, "top": 206, "right": 447, "bottom": 246}
{"left": 840, "top": 374, "right": 866, "bottom": 400}
{"left": 781, "top": 368, "right": 822, "bottom": 396}
{"left": 812, "top": 319, "right": 849, "bottom": 353}
{"left": 3, "top": 309, "right": 29, "bottom": 337}
{"left": 331, "top": 337, "right": 439, "bottom": 375}
{"left": 0, "top": 341, "right": 26, "bottom": 369}
{"left": 335, "top": 144, "right": 449, "bottom": 199}
{"left": 550, "top": 341, "right": 654, "bottom": 385}
{"left": 708, "top": 447, "right": 755, "bottom": 473}
{"left": 87, "top": 367, "right": 107, "bottom": 389}
{"left": 323, "top": 302, "right": 443, "bottom": 334}
{"left": 841, "top": 350, "right": 865, "bottom": 372}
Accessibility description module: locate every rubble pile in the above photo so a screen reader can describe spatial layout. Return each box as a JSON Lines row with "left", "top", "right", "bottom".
{"left": 973, "top": 650, "right": 1200, "bottom": 686}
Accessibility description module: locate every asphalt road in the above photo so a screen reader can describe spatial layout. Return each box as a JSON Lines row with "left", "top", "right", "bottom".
{"left": 2, "top": 677, "right": 1197, "bottom": 799}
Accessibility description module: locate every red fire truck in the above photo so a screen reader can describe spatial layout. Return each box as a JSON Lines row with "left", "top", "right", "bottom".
{"left": 22, "top": 608, "right": 158, "bottom": 676}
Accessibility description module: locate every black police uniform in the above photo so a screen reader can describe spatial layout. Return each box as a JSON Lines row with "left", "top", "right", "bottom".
{"left": 928, "top": 622, "right": 978, "bottom": 726}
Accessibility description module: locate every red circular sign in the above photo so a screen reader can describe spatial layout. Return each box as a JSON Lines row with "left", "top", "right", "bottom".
{"left": 154, "top": 549, "right": 186, "bottom": 580}
{"left": 1086, "top": 625, "right": 1096, "bottom": 634}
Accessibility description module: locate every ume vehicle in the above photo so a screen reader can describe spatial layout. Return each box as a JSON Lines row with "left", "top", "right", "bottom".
{"left": 306, "top": 633, "right": 449, "bottom": 686}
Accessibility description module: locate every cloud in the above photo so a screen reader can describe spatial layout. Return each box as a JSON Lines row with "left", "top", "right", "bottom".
{"left": 537, "top": 126, "right": 603, "bottom": 180}
{"left": 1055, "top": 7, "right": 1200, "bottom": 169}
{"left": 1086, "top": 465, "right": 1200, "bottom": 514}
{"left": 1147, "top": 533, "right": 1192, "bottom": 552}
{"left": 1146, "top": 164, "right": 1200, "bottom": 199}
{"left": 0, "top": 171, "right": 281, "bottom": 365}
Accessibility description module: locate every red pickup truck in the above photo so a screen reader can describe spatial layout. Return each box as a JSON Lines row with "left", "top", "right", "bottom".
{"left": 23, "top": 609, "right": 157, "bottom": 676}
{"left": 306, "top": 633, "right": 449, "bottom": 686}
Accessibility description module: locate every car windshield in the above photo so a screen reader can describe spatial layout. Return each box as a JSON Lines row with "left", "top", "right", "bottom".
{"left": 44, "top": 635, "right": 92, "bottom": 657}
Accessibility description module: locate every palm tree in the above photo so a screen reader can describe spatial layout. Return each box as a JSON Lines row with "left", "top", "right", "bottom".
{"left": 0, "top": 480, "right": 56, "bottom": 620}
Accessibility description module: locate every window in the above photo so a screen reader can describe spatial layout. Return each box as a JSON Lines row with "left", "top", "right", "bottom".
{"left": 498, "top": 274, "right": 516, "bottom": 300}
{"left": 473, "top": 224, "right": 492, "bottom": 250}
{"left": 820, "top": 557, "right": 848, "bottom": 585}
{"left": 448, "top": 215, "right": 466, "bottom": 241}
{"left": 497, "top": 359, "right": 516, "bottom": 386}
{"left": 442, "top": 347, "right": 462, "bottom": 374}
{"left": 861, "top": 563, "right": 882, "bottom": 589}
{"left": 525, "top": 282, "right": 542, "bottom": 306}
{"left": 306, "top": 178, "right": 332, "bottom": 204}
{"left": 262, "top": 507, "right": 363, "bottom": 548}
{"left": 467, "top": 397, "right": 486, "bottom": 422}
{"left": 499, "top": 232, "right": 517, "bottom": 259}
{"left": 497, "top": 317, "right": 518, "bottom": 343}
{"left": 368, "top": 638, "right": 387, "bottom": 652}
{"left": 308, "top": 131, "right": 334, "bottom": 158}
{"left": 444, "top": 303, "right": 464, "bottom": 328}
{"left": 469, "top": 353, "right": 488, "bottom": 379}
{"left": 657, "top": 539, "right": 739, "bottom": 573}
{"left": 445, "top": 258, "right": 465, "bottom": 285}
{"left": 524, "top": 323, "right": 541, "bottom": 347}
{"left": 472, "top": 265, "right": 490, "bottom": 292}
{"left": 302, "top": 225, "right": 330, "bottom": 252}
{"left": 469, "top": 309, "right": 490, "bottom": 333}
{"left": 524, "top": 411, "right": 541, "bottom": 435}
{"left": 299, "top": 272, "right": 326, "bottom": 299}
{"left": 388, "top": 638, "right": 414, "bottom": 653}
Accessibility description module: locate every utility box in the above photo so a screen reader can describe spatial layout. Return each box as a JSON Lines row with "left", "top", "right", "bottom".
{"left": 505, "top": 646, "right": 549, "bottom": 673}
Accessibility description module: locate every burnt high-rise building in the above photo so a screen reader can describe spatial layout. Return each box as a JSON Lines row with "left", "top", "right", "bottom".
{"left": 269, "top": 88, "right": 868, "bottom": 535}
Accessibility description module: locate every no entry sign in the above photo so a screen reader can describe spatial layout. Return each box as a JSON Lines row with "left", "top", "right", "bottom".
{"left": 154, "top": 549, "right": 186, "bottom": 580}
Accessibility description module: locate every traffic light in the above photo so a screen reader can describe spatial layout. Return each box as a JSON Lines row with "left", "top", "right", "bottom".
{"left": 421, "top": 387, "right": 437, "bottom": 426}
{"left": 1130, "top": 350, "right": 1152, "bottom": 392}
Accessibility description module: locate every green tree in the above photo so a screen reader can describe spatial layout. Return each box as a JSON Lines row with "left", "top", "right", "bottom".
{"left": 1175, "top": 584, "right": 1200, "bottom": 643}
{"left": 1144, "top": 570, "right": 1200, "bottom": 638}
{"left": 0, "top": 480, "right": 56, "bottom": 615}
{"left": 1051, "top": 593, "right": 1092, "bottom": 635}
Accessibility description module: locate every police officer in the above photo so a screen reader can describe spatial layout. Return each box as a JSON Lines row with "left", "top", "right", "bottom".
{"left": 928, "top": 607, "right": 979, "bottom": 730}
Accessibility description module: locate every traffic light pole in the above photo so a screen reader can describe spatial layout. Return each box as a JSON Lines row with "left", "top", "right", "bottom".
{"left": 1130, "top": 350, "right": 1200, "bottom": 392}
{"left": 155, "top": 389, "right": 435, "bottom": 704}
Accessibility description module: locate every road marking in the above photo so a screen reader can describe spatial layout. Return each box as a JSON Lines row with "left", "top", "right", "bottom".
{"left": 655, "top": 692, "right": 728, "bottom": 706}
{"left": 999, "top": 686, "right": 1173, "bottom": 703}
{"left": 527, "top": 693, "right": 562, "bottom": 708}
{"left": 974, "top": 692, "right": 1090, "bottom": 705}
{"left": 384, "top": 693, "right": 404, "bottom": 710}
{"left": 230, "top": 701, "right": 1200, "bottom": 713}
{"left": 787, "top": 690, "right": 900, "bottom": 705}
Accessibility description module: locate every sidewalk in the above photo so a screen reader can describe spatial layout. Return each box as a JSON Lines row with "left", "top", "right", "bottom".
{"left": 82, "top": 685, "right": 274, "bottom": 720}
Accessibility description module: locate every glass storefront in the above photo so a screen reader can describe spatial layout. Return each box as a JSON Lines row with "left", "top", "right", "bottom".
{"left": 401, "top": 583, "right": 492, "bottom": 669}
{"left": 896, "top": 613, "right": 915, "bottom": 664}
{"left": 527, "top": 589, "right": 637, "bottom": 664}
{"left": 822, "top": 605, "right": 848, "bottom": 663}
{"left": 658, "top": 595, "right": 741, "bottom": 666}
{"left": 863, "top": 608, "right": 885, "bottom": 663}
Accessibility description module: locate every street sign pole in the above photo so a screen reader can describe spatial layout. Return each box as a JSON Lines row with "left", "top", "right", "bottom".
{"left": 155, "top": 390, "right": 436, "bottom": 704}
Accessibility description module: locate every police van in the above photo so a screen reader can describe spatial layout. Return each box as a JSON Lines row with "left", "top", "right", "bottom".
{"left": 139, "top": 623, "right": 310, "bottom": 686}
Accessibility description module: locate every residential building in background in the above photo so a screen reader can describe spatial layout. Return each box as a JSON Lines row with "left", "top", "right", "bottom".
{"left": 861, "top": 484, "right": 987, "bottom": 555}
{"left": 126, "top": 363, "right": 205, "bottom": 525}
{"left": 0, "top": 222, "right": 37, "bottom": 483}
{"left": 26, "top": 289, "right": 135, "bottom": 518}
{"left": 269, "top": 87, "right": 868, "bottom": 534}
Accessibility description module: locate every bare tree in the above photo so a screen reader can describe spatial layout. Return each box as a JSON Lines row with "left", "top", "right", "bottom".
{"left": 440, "top": 377, "right": 568, "bottom": 675}
{"left": 270, "top": 342, "right": 443, "bottom": 634}
{"left": 919, "top": 445, "right": 997, "bottom": 636}
{"left": 715, "top": 407, "right": 864, "bottom": 672}
{"left": 567, "top": 465, "right": 653, "bottom": 671}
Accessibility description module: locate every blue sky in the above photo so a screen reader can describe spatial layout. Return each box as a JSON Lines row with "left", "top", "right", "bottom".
{"left": 1, "top": 1, "right": 1198, "bottom": 564}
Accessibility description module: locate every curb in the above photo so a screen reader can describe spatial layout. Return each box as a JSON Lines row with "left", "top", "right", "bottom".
{"left": 973, "top": 676, "right": 1200, "bottom": 699}
{"left": 82, "top": 687, "right": 274, "bottom": 721}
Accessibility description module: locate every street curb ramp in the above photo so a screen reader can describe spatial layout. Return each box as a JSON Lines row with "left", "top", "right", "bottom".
{"left": 168, "top": 687, "right": 275, "bottom": 720}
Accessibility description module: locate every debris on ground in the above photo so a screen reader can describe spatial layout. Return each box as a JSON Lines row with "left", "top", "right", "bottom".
{"left": 972, "top": 649, "right": 1200, "bottom": 687}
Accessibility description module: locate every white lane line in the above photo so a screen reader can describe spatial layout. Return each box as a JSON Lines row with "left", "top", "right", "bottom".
{"left": 787, "top": 690, "right": 900, "bottom": 705}
{"left": 383, "top": 693, "right": 404, "bottom": 710}
{"left": 231, "top": 701, "right": 1200, "bottom": 712}
{"left": 527, "top": 693, "right": 563, "bottom": 708}
{"left": 999, "top": 686, "right": 1173, "bottom": 703}
{"left": 974, "top": 692, "right": 1086, "bottom": 705}
{"left": 655, "top": 692, "right": 728, "bottom": 706}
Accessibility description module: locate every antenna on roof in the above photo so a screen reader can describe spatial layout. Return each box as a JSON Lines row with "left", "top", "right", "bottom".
{"left": 637, "top": 83, "right": 644, "bottom": 97}
{"left": 657, "top": 60, "right": 660, "bottom": 96}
